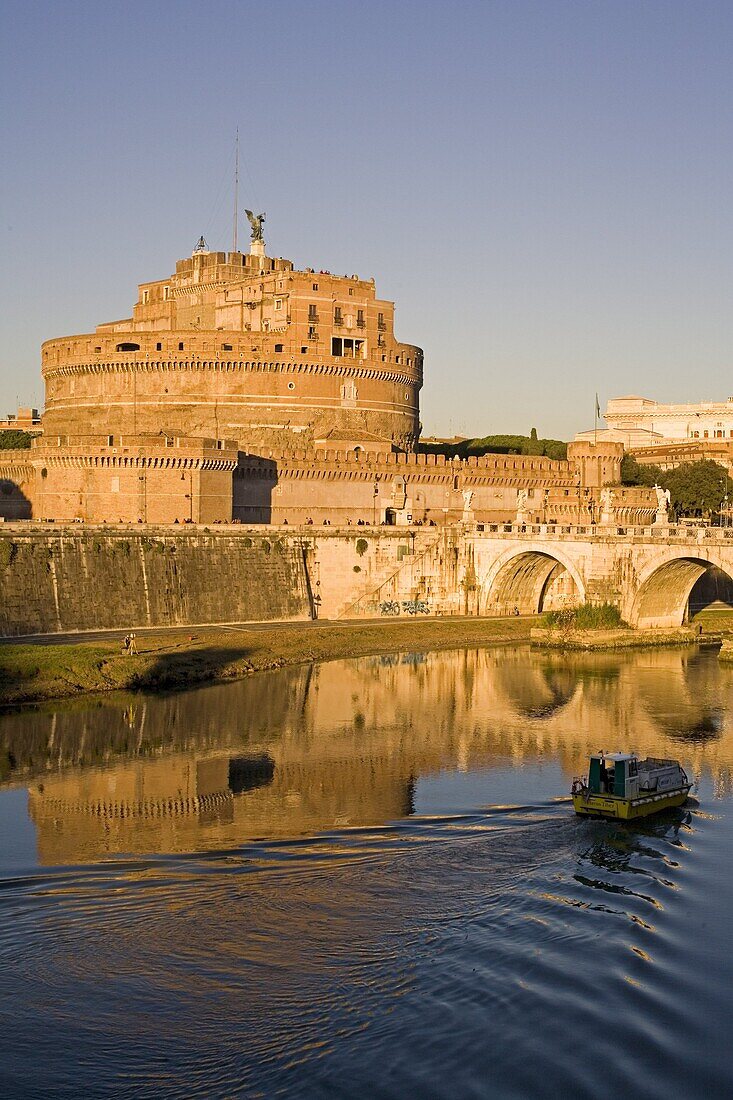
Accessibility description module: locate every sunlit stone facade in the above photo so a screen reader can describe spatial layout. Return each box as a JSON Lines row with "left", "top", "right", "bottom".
{"left": 41, "top": 241, "right": 423, "bottom": 454}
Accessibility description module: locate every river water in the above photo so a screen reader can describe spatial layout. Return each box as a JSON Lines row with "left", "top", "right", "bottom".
{"left": 1, "top": 645, "right": 732, "bottom": 1099}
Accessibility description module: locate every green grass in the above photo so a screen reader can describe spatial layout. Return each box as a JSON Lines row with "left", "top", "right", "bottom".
{"left": 690, "top": 607, "right": 733, "bottom": 634}
{"left": 543, "top": 603, "right": 627, "bottom": 630}
{"left": 0, "top": 616, "right": 533, "bottom": 707}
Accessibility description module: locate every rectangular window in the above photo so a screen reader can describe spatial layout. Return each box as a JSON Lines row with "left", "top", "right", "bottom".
{"left": 357, "top": 309, "right": 365, "bottom": 328}
{"left": 378, "top": 312, "right": 385, "bottom": 330}
{"left": 275, "top": 343, "right": 283, "bottom": 352}
{"left": 142, "top": 290, "right": 149, "bottom": 304}
{"left": 308, "top": 304, "right": 318, "bottom": 321}
{"left": 163, "top": 286, "right": 170, "bottom": 300}
{"left": 334, "top": 307, "right": 343, "bottom": 325}
{"left": 107, "top": 435, "right": 114, "bottom": 446}
{"left": 308, "top": 326, "right": 317, "bottom": 339}
{"left": 274, "top": 299, "right": 282, "bottom": 310}
{"left": 312, "top": 283, "right": 318, "bottom": 291}
{"left": 156, "top": 342, "right": 162, "bottom": 351}
{"left": 332, "top": 337, "right": 343, "bottom": 356}
{"left": 178, "top": 341, "right": 184, "bottom": 351}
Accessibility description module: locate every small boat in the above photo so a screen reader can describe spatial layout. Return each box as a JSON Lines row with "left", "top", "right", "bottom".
{"left": 571, "top": 752, "right": 691, "bottom": 819}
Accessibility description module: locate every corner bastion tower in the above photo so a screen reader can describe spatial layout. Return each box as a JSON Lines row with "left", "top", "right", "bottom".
{"left": 41, "top": 227, "right": 423, "bottom": 454}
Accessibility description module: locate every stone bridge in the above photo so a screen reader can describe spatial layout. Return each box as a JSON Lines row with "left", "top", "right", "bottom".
{"left": 462, "top": 523, "right": 733, "bottom": 627}
{"left": 319, "top": 522, "right": 733, "bottom": 628}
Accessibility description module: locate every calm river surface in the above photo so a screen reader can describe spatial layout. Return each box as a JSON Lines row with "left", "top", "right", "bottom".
{"left": 1, "top": 645, "right": 732, "bottom": 1098}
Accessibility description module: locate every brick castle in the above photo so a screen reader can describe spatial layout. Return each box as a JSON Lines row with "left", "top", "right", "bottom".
{"left": 0, "top": 228, "right": 656, "bottom": 526}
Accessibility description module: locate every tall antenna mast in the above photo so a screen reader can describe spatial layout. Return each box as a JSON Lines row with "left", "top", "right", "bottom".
{"left": 233, "top": 128, "right": 239, "bottom": 253}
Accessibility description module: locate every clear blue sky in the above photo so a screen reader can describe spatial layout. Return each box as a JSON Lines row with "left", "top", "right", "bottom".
{"left": 2, "top": 0, "right": 733, "bottom": 439}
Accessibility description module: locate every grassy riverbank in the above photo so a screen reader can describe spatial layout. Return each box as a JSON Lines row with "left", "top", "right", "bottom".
{"left": 0, "top": 617, "right": 532, "bottom": 707}
{"left": 531, "top": 626, "right": 721, "bottom": 651}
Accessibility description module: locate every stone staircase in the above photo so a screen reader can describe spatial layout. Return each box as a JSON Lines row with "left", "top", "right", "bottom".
{"left": 334, "top": 531, "right": 454, "bottom": 619}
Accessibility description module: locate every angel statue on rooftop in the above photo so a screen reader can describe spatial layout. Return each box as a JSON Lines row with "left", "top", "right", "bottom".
{"left": 245, "top": 210, "right": 266, "bottom": 243}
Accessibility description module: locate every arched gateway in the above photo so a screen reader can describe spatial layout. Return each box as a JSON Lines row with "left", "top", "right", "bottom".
{"left": 480, "top": 545, "right": 585, "bottom": 616}
{"left": 628, "top": 554, "right": 733, "bottom": 628}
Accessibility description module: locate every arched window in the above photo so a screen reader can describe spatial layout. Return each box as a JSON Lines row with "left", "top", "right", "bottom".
{"left": 116, "top": 342, "right": 140, "bottom": 352}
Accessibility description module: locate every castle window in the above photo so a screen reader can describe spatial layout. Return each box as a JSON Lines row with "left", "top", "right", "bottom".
{"left": 116, "top": 342, "right": 140, "bottom": 352}
{"left": 274, "top": 299, "right": 282, "bottom": 310}
{"left": 308, "top": 326, "right": 317, "bottom": 339}
{"left": 332, "top": 337, "right": 342, "bottom": 356}
{"left": 288, "top": 382, "right": 295, "bottom": 390}
{"left": 156, "top": 342, "right": 162, "bottom": 351}
{"left": 142, "top": 290, "right": 149, "bottom": 304}
{"left": 704, "top": 431, "right": 709, "bottom": 439}
{"left": 95, "top": 346, "right": 102, "bottom": 353}
{"left": 275, "top": 343, "right": 283, "bottom": 352}
{"left": 308, "top": 304, "right": 318, "bottom": 321}
{"left": 348, "top": 288, "right": 353, "bottom": 296}
{"left": 107, "top": 435, "right": 114, "bottom": 446}
{"left": 334, "top": 307, "right": 343, "bottom": 325}
{"left": 163, "top": 286, "right": 170, "bottom": 300}
{"left": 312, "top": 283, "right": 318, "bottom": 291}
{"left": 378, "top": 312, "right": 386, "bottom": 331}
{"left": 356, "top": 309, "right": 365, "bottom": 328}
{"left": 222, "top": 343, "right": 233, "bottom": 351}
{"left": 178, "top": 342, "right": 184, "bottom": 351}
{"left": 301, "top": 346, "right": 307, "bottom": 354}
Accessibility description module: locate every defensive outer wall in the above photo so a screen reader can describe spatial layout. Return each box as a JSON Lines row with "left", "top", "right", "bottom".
{"left": 3, "top": 522, "right": 733, "bottom": 637}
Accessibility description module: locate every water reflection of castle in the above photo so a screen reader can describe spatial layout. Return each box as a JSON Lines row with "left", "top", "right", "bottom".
{"left": 3, "top": 647, "right": 733, "bottom": 864}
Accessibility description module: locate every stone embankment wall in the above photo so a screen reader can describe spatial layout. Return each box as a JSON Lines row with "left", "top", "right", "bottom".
{"left": 3, "top": 522, "right": 732, "bottom": 637}
{"left": 0, "top": 529, "right": 311, "bottom": 636}
{"left": 0, "top": 526, "right": 466, "bottom": 636}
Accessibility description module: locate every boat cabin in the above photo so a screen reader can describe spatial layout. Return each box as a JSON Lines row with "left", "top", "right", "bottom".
{"left": 588, "top": 753, "right": 638, "bottom": 798}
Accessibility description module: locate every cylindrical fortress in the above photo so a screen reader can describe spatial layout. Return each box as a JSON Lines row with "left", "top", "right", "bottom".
{"left": 41, "top": 243, "right": 423, "bottom": 453}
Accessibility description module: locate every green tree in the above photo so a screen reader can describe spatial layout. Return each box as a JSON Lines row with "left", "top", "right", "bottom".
{"left": 663, "top": 460, "right": 730, "bottom": 517}
{"left": 620, "top": 454, "right": 663, "bottom": 486}
{"left": 419, "top": 432, "right": 567, "bottom": 461}
{"left": 0, "top": 430, "right": 38, "bottom": 450}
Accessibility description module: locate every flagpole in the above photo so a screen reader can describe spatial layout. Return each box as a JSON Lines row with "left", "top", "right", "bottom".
{"left": 594, "top": 397, "right": 597, "bottom": 446}
{"left": 594, "top": 392, "right": 599, "bottom": 446}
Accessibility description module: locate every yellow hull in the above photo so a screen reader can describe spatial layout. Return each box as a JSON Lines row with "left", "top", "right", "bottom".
{"left": 572, "top": 788, "right": 690, "bottom": 819}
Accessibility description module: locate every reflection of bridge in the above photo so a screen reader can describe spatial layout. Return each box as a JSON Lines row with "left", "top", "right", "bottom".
{"left": 465, "top": 525, "right": 733, "bottom": 626}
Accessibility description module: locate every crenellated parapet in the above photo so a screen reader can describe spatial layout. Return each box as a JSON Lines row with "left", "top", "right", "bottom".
{"left": 232, "top": 444, "right": 656, "bottom": 526}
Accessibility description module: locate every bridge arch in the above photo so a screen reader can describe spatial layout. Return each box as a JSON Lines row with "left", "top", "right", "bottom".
{"left": 480, "top": 544, "right": 585, "bottom": 616}
{"left": 628, "top": 554, "right": 733, "bottom": 628}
